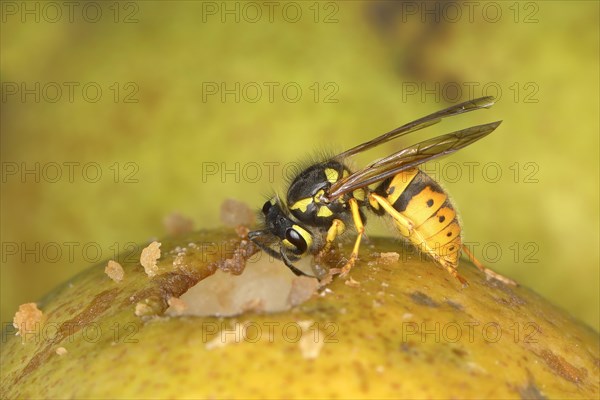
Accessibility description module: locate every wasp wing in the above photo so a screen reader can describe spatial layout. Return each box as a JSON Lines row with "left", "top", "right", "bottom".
{"left": 325, "top": 121, "right": 501, "bottom": 201}
{"left": 333, "top": 96, "right": 496, "bottom": 161}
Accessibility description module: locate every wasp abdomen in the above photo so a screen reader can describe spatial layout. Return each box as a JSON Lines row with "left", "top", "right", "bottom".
{"left": 375, "top": 168, "right": 462, "bottom": 268}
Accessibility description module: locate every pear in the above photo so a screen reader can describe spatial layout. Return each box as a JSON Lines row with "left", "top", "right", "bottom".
{"left": 2, "top": 229, "right": 598, "bottom": 399}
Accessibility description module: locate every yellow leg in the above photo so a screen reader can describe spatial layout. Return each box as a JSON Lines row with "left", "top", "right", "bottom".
{"left": 462, "top": 245, "right": 517, "bottom": 286}
{"left": 369, "top": 193, "right": 415, "bottom": 234}
{"left": 338, "top": 198, "right": 364, "bottom": 277}
{"left": 326, "top": 219, "right": 345, "bottom": 246}
{"left": 369, "top": 193, "right": 469, "bottom": 286}
{"left": 317, "top": 219, "right": 345, "bottom": 257}
{"left": 314, "top": 219, "right": 345, "bottom": 279}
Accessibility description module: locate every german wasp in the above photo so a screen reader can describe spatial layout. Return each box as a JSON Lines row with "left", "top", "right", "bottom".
{"left": 248, "top": 97, "right": 514, "bottom": 286}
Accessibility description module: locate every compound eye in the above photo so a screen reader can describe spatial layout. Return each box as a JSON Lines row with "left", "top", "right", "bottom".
{"left": 285, "top": 228, "right": 308, "bottom": 253}
{"left": 262, "top": 201, "right": 272, "bottom": 215}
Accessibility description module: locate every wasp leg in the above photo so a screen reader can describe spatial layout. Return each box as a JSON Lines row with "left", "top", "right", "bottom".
{"left": 280, "top": 248, "right": 314, "bottom": 278}
{"left": 369, "top": 193, "right": 469, "bottom": 286}
{"left": 462, "top": 245, "right": 517, "bottom": 286}
{"left": 322, "top": 219, "right": 345, "bottom": 253}
{"left": 312, "top": 219, "right": 346, "bottom": 279}
{"left": 337, "top": 198, "right": 364, "bottom": 277}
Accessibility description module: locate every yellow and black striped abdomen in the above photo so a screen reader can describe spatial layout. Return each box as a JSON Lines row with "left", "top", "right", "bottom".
{"left": 374, "top": 168, "right": 462, "bottom": 268}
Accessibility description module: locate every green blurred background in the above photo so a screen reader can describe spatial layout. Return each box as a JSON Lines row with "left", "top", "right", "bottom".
{"left": 1, "top": 1, "right": 598, "bottom": 330}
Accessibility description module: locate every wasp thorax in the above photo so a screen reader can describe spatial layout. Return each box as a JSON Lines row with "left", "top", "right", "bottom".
{"left": 286, "top": 161, "right": 350, "bottom": 226}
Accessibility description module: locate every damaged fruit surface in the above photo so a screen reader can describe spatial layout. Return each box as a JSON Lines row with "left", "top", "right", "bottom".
{"left": 1, "top": 228, "right": 598, "bottom": 399}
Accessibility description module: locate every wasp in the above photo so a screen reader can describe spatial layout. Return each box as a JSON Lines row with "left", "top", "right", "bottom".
{"left": 248, "top": 97, "right": 514, "bottom": 286}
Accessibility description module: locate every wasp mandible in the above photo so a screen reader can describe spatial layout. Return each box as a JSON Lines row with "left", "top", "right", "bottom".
{"left": 248, "top": 97, "right": 514, "bottom": 286}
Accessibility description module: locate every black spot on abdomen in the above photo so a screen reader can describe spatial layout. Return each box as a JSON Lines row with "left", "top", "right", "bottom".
{"left": 393, "top": 170, "right": 444, "bottom": 212}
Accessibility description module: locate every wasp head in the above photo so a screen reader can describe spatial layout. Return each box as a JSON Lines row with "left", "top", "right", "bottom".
{"left": 248, "top": 197, "right": 316, "bottom": 276}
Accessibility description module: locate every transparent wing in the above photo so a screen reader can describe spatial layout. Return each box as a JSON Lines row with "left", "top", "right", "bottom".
{"left": 333, "top": 96, "right": 496, "bottom": 161}
{"left": 325, "top": 121, "right": 501, "bottom": 201}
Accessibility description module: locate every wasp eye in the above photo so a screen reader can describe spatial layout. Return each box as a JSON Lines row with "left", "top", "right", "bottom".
{"left": 262, "top": 201, "right": 272, "bottom": 214}
{"left": 285, "top": 228, "right": 308, "bottom": 253}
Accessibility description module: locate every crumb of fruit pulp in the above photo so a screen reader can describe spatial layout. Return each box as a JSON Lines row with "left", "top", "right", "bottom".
{"left": 217, "top": 240, "right": 252, "bottom": 275}
{"left": 287, "top": 276, "right": 319, "bottom": 307}
{"left": 105, "top": 260, "right": 124, "bottom": 282}
{"left": 13, "top": 303, "right": 43, "bottom": 336}
{"left": 220, "top": 198, "right": 255, "bottom": 227}
{"left": 317, "top": 272, "right": 333, "bottom": 287}
{"left": 378, "top": 252, "right": 400, "bottom": 265}
{"left": 141, "top": 241, "right": 161, "bottom": 277}
{"left": 235, "top": 225, "right": 250, "bottom": 239}
{"left": 56, "top": 347, "right": 67, "bottom": 356}
{"left": 298, "top": 321, "right": 325, "bottom": 359}
{"left": 345, "top": 277, "right": 360, "bottom": 288}
{"left": 135, "top": 302, "right": 154, "bottom": 317}
{"left": 163, "top": 212, "right": 194, "bottom": 236}
{"left": 167, "top": 297, "right": 188, "bottom": 315}
{"left": 296, "top": 320, "right": 314, "bottom": 331}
